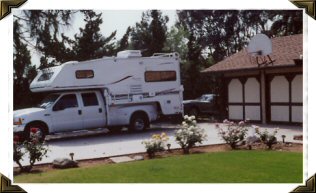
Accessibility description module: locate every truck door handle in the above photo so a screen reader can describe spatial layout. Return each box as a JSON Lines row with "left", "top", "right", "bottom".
{"left": 78, "top": 110, "right": 82, "bottom": 115}
{"left": 99, "top": 108, "right": 102, "bottom": 113}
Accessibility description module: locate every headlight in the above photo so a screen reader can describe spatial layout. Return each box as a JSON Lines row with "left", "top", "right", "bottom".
{"left": 13, "top": 118, "right": 23, "bottom": 125}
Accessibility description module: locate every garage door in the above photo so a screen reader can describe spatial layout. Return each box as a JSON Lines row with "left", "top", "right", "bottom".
{"left": 268, "top": 74, "right": 302, "bottom": 123}
{"left": 228, "top": 77, "right": 261, "bottom": 121}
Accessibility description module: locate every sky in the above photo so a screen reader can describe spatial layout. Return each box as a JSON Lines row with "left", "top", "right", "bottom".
{"left": 31, "top": 10, "right": 178, "bottom": 66}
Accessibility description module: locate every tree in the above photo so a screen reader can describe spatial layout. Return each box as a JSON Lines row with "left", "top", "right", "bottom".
{"left": 164, "top": 25, "right": 189, "bottom": 60}
{"left": 116, "top": 26, "right": 132, "bottom": 52}
{"left": 73, "top": 10, "right": 117, "bottom": 61}
{"left": 130, "top": 10, "right": 169, "bottom": 56}
{"left": 13, "top": 20, "right": 38, "bottom": 109}
{"left": 15, "top": 10, "right": 76, "bottom": 67}
{"left": 268, "top": 10, "right": 303, "bottom": 36}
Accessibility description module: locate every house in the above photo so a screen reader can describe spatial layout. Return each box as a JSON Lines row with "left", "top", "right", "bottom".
{"left": 203, "top": 34, "right": 303, "bottom": 124}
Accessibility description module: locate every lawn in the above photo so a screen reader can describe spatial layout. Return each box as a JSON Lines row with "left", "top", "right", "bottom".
{"left": 14, "top": 151, "right": 303, "bottom": 183}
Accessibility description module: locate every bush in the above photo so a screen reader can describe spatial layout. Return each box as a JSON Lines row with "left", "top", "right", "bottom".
{"left": 13, "top": 128, "right": 49, "bottom": 172}
{"left": 216, "top": 119, "right": 249, "bottom": 149}
{"left": 255, "top": 127, "right": 278, "bottom": 149}
{"left": 142, "top": 132, "right": 169, "bottom": 158}
{"left": 175, "top": 115, "right": 207, "bottom": 154}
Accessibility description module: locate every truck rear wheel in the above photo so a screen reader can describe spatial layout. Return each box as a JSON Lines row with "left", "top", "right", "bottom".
{"left": 129, "top": 112, "right": 149, "bottom": 132}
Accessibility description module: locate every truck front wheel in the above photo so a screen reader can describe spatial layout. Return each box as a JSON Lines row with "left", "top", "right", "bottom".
{"left": 24, "top": 123, "right": 48, "bottom": 142}
{"left": 129, "top": 112, "right": 149, "bottom": 132}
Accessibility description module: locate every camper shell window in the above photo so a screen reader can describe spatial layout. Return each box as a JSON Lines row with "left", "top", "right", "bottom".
{"left": 38, "top": 72, "right": 54, "bottom": 82}
{"left": 145, "top": 71, "right": 176, "bottom": 82}
{"left": 76, "top": 70, "right": 94, "bottom": 79}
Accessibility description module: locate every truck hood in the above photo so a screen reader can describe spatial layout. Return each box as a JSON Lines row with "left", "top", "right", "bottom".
{"left": 183, "top": 100, "right": 199, "bottom": 104}
{"left": 14, "top": 108, "right": 46, "bottom": 117}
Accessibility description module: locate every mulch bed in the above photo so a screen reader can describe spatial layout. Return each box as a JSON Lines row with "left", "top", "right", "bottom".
{"left": 14, "top": 142, "right": 302, "bottom": 175}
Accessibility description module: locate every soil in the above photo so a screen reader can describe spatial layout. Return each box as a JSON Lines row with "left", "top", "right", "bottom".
{"left": 14, "top": 142, "right": 302, "bottom": 175}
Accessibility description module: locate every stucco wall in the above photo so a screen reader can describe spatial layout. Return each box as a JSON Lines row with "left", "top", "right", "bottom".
{"left": 270, "top": 76, "right": 289, "bottom": 102}
{"left": 271, "top": 106, "right": 289, "bottom": 122}
{"left": 228, "top": 79, "right": 242, "bottom": 103}
{"left": 228, "top": 105, "right": 243, "bottom": 120}
{"left": 291, "top": 74, "right": 303, "bottom": 103}
{"left": 245, "top": 106, "right": 261, "bottom": 121}
{"left": 244, "top": 78, "right": 260, "bottom": 103}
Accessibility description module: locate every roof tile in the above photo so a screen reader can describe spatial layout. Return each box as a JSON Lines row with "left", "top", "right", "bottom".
{"left": 203, "top": 34, "right": 303, "bottom": 73}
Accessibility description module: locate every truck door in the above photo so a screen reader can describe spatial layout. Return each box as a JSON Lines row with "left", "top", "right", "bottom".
{"left": 80, "top": 91, "right": 106, "bottom": 129}
{"left": 51, "top": 93, "right": 83, "bottom": 132}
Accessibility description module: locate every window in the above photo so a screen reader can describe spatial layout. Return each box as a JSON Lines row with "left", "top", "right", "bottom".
{"left": 37, "top": 94, "right": 60, "bottom": 109}
{"left": 38, "top": 72, "right": 54, "bottom": 81}
{"left": 145, "top": 71, "right": 176, "bottom": 82}
{"left": 53, "top": 94, "right": 78, "bottom": 111}
{"left": 76, "top": 70, "right": 94, "bottom": 79}
{"left": 81, "top": 93, "right": 99, "bottom": 106}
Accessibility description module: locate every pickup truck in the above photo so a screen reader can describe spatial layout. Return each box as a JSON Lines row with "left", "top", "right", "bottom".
{"left": 183, "top": 94, "right": 220, "bottom": 119}
{"left": 13, "top": 90, "right": 158, "bottom": 141}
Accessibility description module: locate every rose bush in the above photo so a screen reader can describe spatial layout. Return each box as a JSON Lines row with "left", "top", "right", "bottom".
{"left": 175, "top": 115, "right": 207, "bottom": 154}
{"left": 255, "top": 127, "right": 278, "bottom": 149}
{"left": 142, "top": 132, "right": 169, "bottom": 158}
{"left": 13, "top": 128, "right": 49, "bottom": 172}
{"left": 217, "top": 119, "right": 249, "bottom": 149}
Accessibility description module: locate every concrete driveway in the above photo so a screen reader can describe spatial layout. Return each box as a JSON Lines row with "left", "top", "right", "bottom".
{"left": 15, "top": 121, "right": 303, "bottom": 166}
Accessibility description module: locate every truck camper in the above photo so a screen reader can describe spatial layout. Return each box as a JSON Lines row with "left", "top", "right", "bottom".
{"left": 14, "top": 50, "right": 184, "bottom": 140}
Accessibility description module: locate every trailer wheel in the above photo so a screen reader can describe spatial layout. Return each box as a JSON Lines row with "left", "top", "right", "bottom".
{"left": 129, "top": 112, "right": 149, "bottom": 132}
{"left": 24, "top": 122, "right": 48, "bottom": 142}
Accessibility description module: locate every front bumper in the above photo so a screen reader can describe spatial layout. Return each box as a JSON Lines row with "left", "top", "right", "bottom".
{"left": 13, "top": 124, "right": 25, "bottom": 133}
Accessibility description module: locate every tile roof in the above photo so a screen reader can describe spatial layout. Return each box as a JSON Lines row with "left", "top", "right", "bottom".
{"left": 202, "top": 34, "right": 303, "bottom": 73}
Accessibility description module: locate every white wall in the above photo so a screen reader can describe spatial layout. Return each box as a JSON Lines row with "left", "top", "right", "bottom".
{"left": 228, "top": 79, "right": 242, "bottom": 103}
{"left": 292, "top": 106, "right": 303, "bottom": 123}
{"left": 228, "top": 105, "right": 243, "bottom": 120}
{"left": 245, "top": 106, "right": 261, "bottom": 121}
{"left": 292, "top": 74, "right": 303, "bottom": 103}
{"left": 270, "top": 76, "right": 289, "bottom": 102}
{"left": 271, "top": 106, "right": 289, "bottom": 122}
{"left": 244, "top": 78, "right": 260, "bottom": 103}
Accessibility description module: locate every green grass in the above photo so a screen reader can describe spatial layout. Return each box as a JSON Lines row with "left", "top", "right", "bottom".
{"left": 15, "top": 151, "right": 302, "bottom": 183}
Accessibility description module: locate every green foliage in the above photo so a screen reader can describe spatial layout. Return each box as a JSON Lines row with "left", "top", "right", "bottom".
{"left": 175, "top": 115, "right": 207, "bottom": 154}
{"left": 13, "top": 20, "right": 40, "bottom": 109}
{"left": 116, "top": 26, "right": 132, "bottom": 52}
{"left": 73, "top": 10, "right": 117, "bottom": 61}
{"left": 130, "top": 10, "right": 169, "bottom": 56}
{"left": 15, "top": 151, "right": 303, "bottom": 183}
{"left": 13, "top": 129, "right": 49, "bottom": 173}
{"left": 142, "top": 132, "right": 169, "bottom": 158}
{"left": 217, "top": 120, "right": 249, "bottom": 149}
{"left": 255, "top": 127, "right": 279, "bottom": 149}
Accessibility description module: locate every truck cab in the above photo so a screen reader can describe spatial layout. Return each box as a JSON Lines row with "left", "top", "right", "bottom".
{"left": 14, "top": 90, "right": 106, "bottom": 140}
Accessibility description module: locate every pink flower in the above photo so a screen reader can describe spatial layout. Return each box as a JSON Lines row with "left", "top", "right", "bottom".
{"left": 30, "top": 128, "right": 38, "bottom": 134}
{"left": 238, "top": 121, "right": 245, "bottom": 126}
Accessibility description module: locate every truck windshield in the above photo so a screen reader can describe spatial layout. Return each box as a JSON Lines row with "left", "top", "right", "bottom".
{"left": 37, "top": 94, "right": 60, "bottom": 109}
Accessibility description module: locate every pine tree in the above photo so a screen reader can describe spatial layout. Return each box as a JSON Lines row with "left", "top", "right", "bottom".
{"left": 73, "top": 10, "right": 116, "bottom": 61}
{"left": 130, "top": 10, "right": 169, "bottom": 56}
{"left": 13, "top": 20, "right": 37, "bottom": 108}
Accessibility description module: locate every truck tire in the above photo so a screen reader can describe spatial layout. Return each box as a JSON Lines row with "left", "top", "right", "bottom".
{"left": 188, "top": 107, "right": 199, "bottom": 118}
{"left": 24, "top": 122, "right": 47, "bottom": 142}
{"left": 129, "top": 112, "right": 149, "bottom": 132}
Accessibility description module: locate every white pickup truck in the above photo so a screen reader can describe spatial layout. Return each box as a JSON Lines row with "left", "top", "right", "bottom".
{"left": 14, "top": 90, "right": 160, "bottom": 140}
{"left": 13, "top": 50, "right": 183, "bottom": 140}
